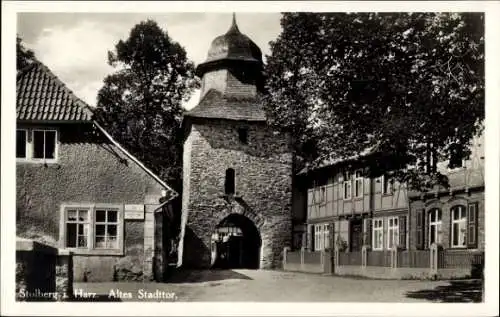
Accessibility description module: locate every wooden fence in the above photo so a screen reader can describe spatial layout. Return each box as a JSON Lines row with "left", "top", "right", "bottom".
{"left": 366, "top": 251, "right": 391, "bottom": 267}
{"left": 398, "top": 250, "right": 431, "bottom": 268}
{"left": 283, "top": 244, "right": 484, "bottom": 280}
{"left": 338, "top": 251, "right": 362, "bottom": 266}
{"left": 439, "top": 249, "right": 485, "bottom": 269}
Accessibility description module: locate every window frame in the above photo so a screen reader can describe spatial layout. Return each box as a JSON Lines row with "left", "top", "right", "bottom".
{"left": 323, "top": 223, "right": 330, "bottom": 250}
{"left": 319, "top": 186, "right": 327, "bottom": 206}
{"left": 94, "top": 208, "right": 120, "bottom": 249}
{"left": 59, "top": 203, "right": 124, "bottom": 256}
{"left": 381, "top": 175, "right": 393, "bottom": 195}
{"left": 428, "top": 208, "right": 443, "bottom": 247}
{"left": 16, "top": 127, "right": 59, "bottom": 163}
{"left": 343, "top": 171, "right": 352, "bottom": 200}
{"left": 354, "top": 170, "right": 363, "bottom": 198}
{"left": 387, "top": 216, "right": 399, "bottom": 249}
{"left": 31, "top": 129, "right": 58, "bottom": 162}
{"left": 450, "top": 205, "right": 467, "bottom": 248}
{"left": 16, "top": 129, "right": 28, "bottom": 160}
{"left": 313, "top": 223, "right": 330, "bottom": 251}
{"left": 314, "top": 224, "right": 323, "bottom": 251}
{"left": 64, "top": 208, "right": 90, "bottom": 249}
{"left": 372, "top": 218, "right": 384, "bottom": 250}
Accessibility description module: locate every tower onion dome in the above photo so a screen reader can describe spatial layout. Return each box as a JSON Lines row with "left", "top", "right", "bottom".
{"left": 195, "top": 13, "right": 263, "bottom": 77}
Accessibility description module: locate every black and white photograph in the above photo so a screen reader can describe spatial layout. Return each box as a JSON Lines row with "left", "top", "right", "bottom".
{"left": 1, "top": 1, "right": 499, "bottom": 316}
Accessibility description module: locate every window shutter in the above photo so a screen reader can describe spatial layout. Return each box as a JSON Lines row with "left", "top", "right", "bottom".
{"left": 416, "top": 209, "right": 424, "bottom": 250}
{"left": 399, "top": 215, "right": 407, "bottom": 249}
{"left": 306, "top": 225, "right": 312, "bottom": 250}
{"left": 467, "top": 203, "right": 478, "bottom": 248}
{"left": 311, "top": 225, "right": 315, "bottom": 251}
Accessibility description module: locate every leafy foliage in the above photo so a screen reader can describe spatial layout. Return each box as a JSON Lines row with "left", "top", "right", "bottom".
{"left": 264, "top": 13, "right": 484, "bottom": 190}
{"left": 94, "top": 20, "right": 199, "bottom": 190}
{"left": 17, "top": 35, "right": 35, "bottom": 70}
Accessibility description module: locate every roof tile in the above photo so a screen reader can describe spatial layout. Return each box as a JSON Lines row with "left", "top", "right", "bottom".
{"left": 17, "top": 61, "right": 92, "bottom": 122}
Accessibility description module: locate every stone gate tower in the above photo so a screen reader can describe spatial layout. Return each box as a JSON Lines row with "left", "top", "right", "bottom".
{"left": 179, "top": 15, "right": 293, "bottom": 269}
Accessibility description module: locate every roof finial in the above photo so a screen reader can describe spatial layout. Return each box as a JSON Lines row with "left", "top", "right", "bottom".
{"left": 227, "top": 12, "right": 240, "bottom": 33}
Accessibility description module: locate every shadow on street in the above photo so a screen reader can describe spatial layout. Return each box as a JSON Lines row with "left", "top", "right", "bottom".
{"left": 405, "top": 279, "right": 483, "bottom": 303}
{"left": 167, "top": 269, "right": 253, "bottom": 284}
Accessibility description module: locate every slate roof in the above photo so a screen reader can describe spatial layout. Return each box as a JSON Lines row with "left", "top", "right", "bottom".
{"left": 185, "top": 89, "right": 267, "bottom": 122}
{"left": 17, "top": 61, "right": 93, "bottom": 122}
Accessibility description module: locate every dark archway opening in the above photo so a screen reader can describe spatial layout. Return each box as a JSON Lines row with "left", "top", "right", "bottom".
{"left": 211, "top": 214, "right": 261, "bottom": 269}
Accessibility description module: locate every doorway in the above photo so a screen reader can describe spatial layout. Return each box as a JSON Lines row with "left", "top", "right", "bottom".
{"left": 350, "top": 218, "right": 363, "bottom": 252}
{"left": 211, "top": 214, "right": 261, "bottom": 269}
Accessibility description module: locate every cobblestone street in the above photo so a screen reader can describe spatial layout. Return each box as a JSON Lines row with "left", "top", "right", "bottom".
{"left": 73, "top": 269, "right": 483, "bottom": 302}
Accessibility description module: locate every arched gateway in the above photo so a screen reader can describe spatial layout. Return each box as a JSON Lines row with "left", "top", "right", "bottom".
{"left": 179, "top": 15, "right": 293, "bottom": 269}
{"left": 211, "top": 214, "right": 261, "bottom": 269}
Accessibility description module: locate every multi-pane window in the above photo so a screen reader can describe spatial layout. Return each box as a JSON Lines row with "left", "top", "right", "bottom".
{"left": 428, "top": 208, "right": 442, "bottom": 246}
{"left": 319, "top": 186, "right": 326, "bottom": 205}
{"left": 61, "top": 204, "right": 122, "bottom": 254}
{"left": 372, "top": 218, "right": 384, "bottom": 250}
{"left": 16, "top": 128, "right": 58, "bottom": 161}
{"left": 16, "top": 129, "right": 27, "bottom": 158}
{"left": 354, "top": 170, "right": 363, "bottom": 198}
{"left": 451, "top": 205, "right": 467, "bottom": 248}
{"left": 382, "top": 175, "right": 393, "bottom": 195}
{"left": 66, "top": 209, "right": 89, "bottom": 248}
{"left": 313, "top": 223, "right": 330, "bottom": 251}
{"left": 343, "top": 171, "right": 352, "bottom": 200}
{"left": 323, "top": 224, "right": 330, "bottom": 250}
{"left": 314, "top": 224, "right": 323, "bottom": 251}
{"left": 311, "top": 186, "right": 328, "bottom": 205}
{"left": 33, "top": 130, "right": 57, "bottom": 160}
{"left": 95, "top": 209, "right": 118, "bottom": 249}
{"left": 387, "top": 216, "right": 399, "bottom": 249}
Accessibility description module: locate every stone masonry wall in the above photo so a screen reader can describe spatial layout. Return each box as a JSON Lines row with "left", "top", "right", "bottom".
{"left": 180, "top": 120, "right": 293, "bottom": 269}
{"left": 16, "top": 238, "right": 73, "bottom": 301}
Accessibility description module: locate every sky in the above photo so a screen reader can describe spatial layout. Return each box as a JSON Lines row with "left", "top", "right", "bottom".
{"left": 17, "top": 12, "right": 282, "bottom": 110}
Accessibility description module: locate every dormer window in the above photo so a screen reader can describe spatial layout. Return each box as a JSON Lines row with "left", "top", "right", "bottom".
{"left": 238, "top": 128, "right": 248, "bottom": 144}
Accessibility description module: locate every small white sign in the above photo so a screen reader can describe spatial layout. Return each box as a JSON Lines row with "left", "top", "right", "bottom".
{"left": 124, "top": 204, "right": 144, "bottom": 220}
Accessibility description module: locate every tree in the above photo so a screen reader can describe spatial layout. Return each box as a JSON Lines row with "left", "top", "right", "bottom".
{"left": 264, "top": 13, "right": 484, "bottom": 190}
{"left": 17, "top": 35, "right": 35, "bottom": 70}
{"left": 95, "top": 20, "right": 199, "bottom": 191}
